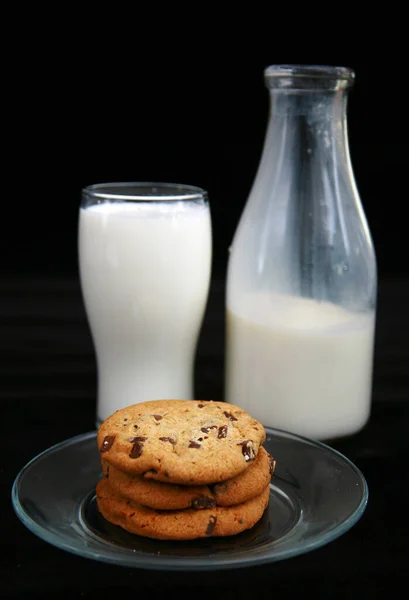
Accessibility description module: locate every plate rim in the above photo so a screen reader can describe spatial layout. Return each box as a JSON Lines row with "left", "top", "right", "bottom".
{"left": 12, "top": 427, "right": 368, "bottom": 570}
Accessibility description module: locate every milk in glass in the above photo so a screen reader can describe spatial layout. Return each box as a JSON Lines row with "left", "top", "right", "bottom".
{"left": 79, "top": 200, "right": 211, "bottom": 423}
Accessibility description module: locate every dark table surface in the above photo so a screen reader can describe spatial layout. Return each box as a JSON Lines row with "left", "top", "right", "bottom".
{"left": 2, "top": 276, "right": 408, "bottom": 599}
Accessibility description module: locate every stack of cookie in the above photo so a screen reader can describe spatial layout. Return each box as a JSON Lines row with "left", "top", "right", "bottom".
{"left": 96, "top": 400, "right": 275, "bottom": 540}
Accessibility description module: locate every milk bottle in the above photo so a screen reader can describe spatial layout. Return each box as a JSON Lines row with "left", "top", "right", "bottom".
{"left": 225, "top": 66, "right": 377, "bottom": 440}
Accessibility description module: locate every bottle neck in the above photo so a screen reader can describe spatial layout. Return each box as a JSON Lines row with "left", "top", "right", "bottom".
{"left": 262, "top": 89, "right": 349, "bottom": 170}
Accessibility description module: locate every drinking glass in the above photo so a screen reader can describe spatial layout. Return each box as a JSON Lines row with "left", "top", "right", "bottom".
{"left": 79, "top": 182, "right": 212, "bottom": 427}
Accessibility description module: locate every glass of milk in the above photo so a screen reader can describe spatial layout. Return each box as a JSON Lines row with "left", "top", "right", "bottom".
{"left": 79, "top": 183, "right": 212, "bottom": 426}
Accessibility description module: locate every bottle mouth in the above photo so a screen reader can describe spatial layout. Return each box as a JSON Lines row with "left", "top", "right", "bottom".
{"left": 264, "top": 65, "right": 355, "bottom": 91}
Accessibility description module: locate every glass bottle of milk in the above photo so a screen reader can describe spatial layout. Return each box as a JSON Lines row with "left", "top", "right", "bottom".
{"left": 225, "top": 65, "right": 377, "bottom": 441}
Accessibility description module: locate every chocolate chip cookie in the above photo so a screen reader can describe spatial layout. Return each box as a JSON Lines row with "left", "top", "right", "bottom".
{"left": 101, "top": 446, "right": 275, "bottom": 510}
{"left": 96, "top": 476, "right": 270, "bottom": 540}
{"left": 97, "top": 400, "right": 266, "bottom": 485}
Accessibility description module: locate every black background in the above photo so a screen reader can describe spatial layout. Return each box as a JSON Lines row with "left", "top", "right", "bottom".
{"left": 3, "top": 23, "right": 409, "bottom": 599}
{"left": 4, "top": 41, "right": 407, "bottom": 281}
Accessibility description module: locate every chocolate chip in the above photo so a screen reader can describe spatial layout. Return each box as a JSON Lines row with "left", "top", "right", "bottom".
{"left": 133, "top": 424, "right": 139, "bottom": 429}
{"left": 129, "top": 512, "right": 135, "bottom": 517}
{"left": 100, "top": 435, "right": 115, "bottom": 452}
{"left": 201, "top": 426, "right": 217, "bottom": 434}
{"left": 192, "top": 496, "right": 217, "bottom": 509}
{"left": 129, "top": 436, "right": 147, "bottom": 443}
{"left": 152, "top": 414, "right": 163, "bottom": 421}
{"left": 238, "top": 440, "right": 256, "bottom": 462}
{"left": 129, "top": 441, "right": 144, "bottom": 458}
{"left": 198, "top": 403, "right": 204, "bottom": 408}
{"left": 206, "top": 515, "right": 217, "bottom": 536}
{"left": 268, "top": 454, "right": 276, "bottom": 474}
{"left": 223, "top": 411, "right": 238, "bottom": 422}
{"left": 189, "top": 441, "right": 201, "bottom": 448}
{"left": 217, "top": 425, "right": 228, "bottom": 438}
{"left": 159, "top": 437, "right": 175, "bottom": 444}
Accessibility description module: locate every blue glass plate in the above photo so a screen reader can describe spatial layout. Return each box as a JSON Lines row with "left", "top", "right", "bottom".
{"left": 12, "top": 428, "right": 368, "bottom": 570}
